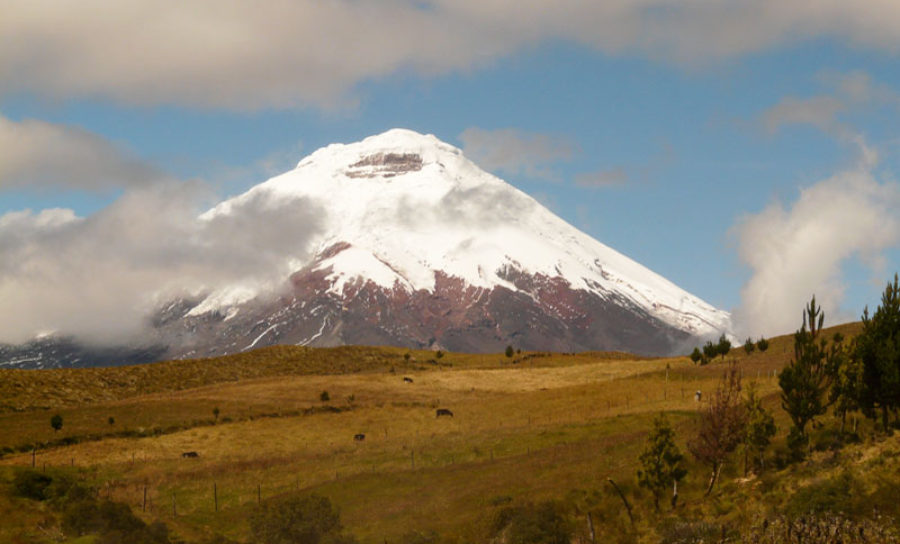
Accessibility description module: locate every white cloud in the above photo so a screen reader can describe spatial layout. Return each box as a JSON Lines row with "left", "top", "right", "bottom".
{"left": 0, "top": 182, "right": 325, "bottom": 344}
{"left": 761, "top": 71, "right": 900, "bottom": 136}
{"left": 0, "top": 115, "right": 161, "bottom": 190}
{"left": 575, "top": 168, "right": 629, "bottom": 188}
{"left": 7, "top": 2, "right": 900, "bottom": 110}
{"left": 731, "top": 140, "right": 900, "bottom": 338}
{"left": 459, "top": 127, "right": 575, "bottom": 181}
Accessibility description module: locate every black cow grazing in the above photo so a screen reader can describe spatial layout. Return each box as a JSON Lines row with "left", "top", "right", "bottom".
{"left": 354, "top": 433, "right": 366, "bottom": 441}
{"left": 435, "top": 408, "right": 453, "bottom": 418}
{"left": 403, "top": 377, "right": 414, "bottom": 383}
{"left": 181, "top": 451, "right": 199, "bottom": 458}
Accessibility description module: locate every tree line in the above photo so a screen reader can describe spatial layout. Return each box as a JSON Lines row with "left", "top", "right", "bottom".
{"left": 639, "top": 273, "right": 900, "bottom": 509}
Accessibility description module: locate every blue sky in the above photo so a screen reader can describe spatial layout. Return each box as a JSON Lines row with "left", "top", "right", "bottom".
{"left": 2, "top": 2, "right": 900, "bottom": 341}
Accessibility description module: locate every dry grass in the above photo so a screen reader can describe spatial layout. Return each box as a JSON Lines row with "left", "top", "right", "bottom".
{"left": 0, "top": 322, "right": 877, "bottom": 543}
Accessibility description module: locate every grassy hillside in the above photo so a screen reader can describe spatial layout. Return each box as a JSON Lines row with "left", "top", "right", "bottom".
{"left": 2, "top": 321, "right": 896, "bottom": 543}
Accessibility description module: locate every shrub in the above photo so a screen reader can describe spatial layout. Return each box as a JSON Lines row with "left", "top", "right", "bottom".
{"left": 492, "top": 501, "right": 573, "bottom": 544}
{"left": 320, "top": 391, "right": 330, "bottom": 402}
{"left": 12, "top": 470, "right": 53, "bottom": 500}
{"left": 51, "top": 413, "right": 63, "bottom": 433}
{"left": 505, "top": 345, "right": 514, "bottom": 358}
{"left": 785, "top": 471, "right": 863, "bottom": 517}
{"left": 658, "top": 519, "right": 727, "bottom": 544}
{"left": 249, "top": 493, "right": 355, "bottom": 544}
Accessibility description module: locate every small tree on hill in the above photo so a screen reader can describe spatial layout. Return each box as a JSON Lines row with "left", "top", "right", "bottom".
{"left": 778, "top": 296, "right": 841, "bottom": 456}
{"left": 853, "top": 273, "right": 900, "bottom": 432}
{"left": 213, "top": 407, "right": 220, "bottom": 421}
{"left": 505, "top": 345, "right": 514, "bottom": 358}
{"left": 689, "top": 364, "right": 747, "bottom": 496}
{"left": 637, "top": 413, "right": 687, "bottom": 511}
{"left": 702, "top": 340, "right": 718, "bottom": 362}
{"left": 743, "top": 338, "right": 756, "bottom": 355}
{"left": 717, "top": 335, "right": 731, "bottom": 361}
{"left": 320, "top": 391, "right": 330, "bottom": 402}
{"left": 50, "top": 414, "right": 63, "bottom": 433}
{"left": 756, "top": 337, "right": 769, "bottom": 353}
{"left": 690, "top": 347, "right": 702, "bottom": 364}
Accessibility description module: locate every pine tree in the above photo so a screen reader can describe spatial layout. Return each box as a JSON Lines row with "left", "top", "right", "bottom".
{"left": 717, "top": 335, "right": 731, "bottom": 361}
{"left": 743, "top": 337, "right": 756, "bottom": 355}
{"left": 690, "top": 347, "right": 702, "bottom": 364}
{"left": 756, "top": 337, "right": 769, "bottom": 352}
{"left": 778, "top": 296, "right": 841, "bottom": 456}
{"left": 636, "top": 413, "right": 687, "bottom": 511}
{"left": 742, "top": 384, "right": 776, "bottom": 474}
{"left": 853, "top": 274, "right": 900, "bottom": 432}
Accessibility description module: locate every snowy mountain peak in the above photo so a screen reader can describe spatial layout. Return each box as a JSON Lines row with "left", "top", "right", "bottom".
{"left": 296, "top": 128, "right": 463, "bottom": 178}
{"left": 193, "top": 129, "right": 730, "bottom": 356}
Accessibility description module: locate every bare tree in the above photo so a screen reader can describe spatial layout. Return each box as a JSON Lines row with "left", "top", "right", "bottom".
{"left": 689, "top": 364, "right": 747, "bottom": 496}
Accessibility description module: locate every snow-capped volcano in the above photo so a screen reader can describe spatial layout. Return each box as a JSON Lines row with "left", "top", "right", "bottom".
{"left": 176, "top": 128, "right": 729, "bottom": 355}
{"left": 2, "top": 129, "right": 731, "bottom": 368}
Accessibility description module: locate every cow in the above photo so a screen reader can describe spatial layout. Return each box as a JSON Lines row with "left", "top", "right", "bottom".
{"left": 181, "top": 451, "right": 199, "bottom": 458}
{"left": 436, "top": 408, "right": 453, "bottom": 418}
{"left": 403, "top": 377, "right": 414, "bottom": 383}
{"left": 354, "top": 433, "right": 366, "bottom": 441}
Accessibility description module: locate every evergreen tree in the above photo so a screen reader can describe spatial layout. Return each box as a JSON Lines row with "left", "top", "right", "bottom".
{"left": 636, "top": 413, "right": 686, "bottom": 511}
{"left": 743, "top": 337, "right": 756, "bottom": 355}
{"left": 689, "top": 347, "right": 702, "bottom": 364}
{"left": 742, "top": 384, "right": 776, "bottom": 474}
{"left": 829, "top": 333, "right": 862, "bottom": 434}
{"left": 778, "top": 296, "right": 841, "bottom": 456}
{"left": 853, "top": 274, "right": 900, "bottom": 432}
{"left": 689, "top": 364, "right": 747, "bottom": 496}
{"left": 505, "top": 345, "right": 514, "bottom": 358}
{"left": 702, "top": 341, "right": 718, "bottom": 361}
{"left": 50, "top": 414, "right": 63, "bottom": 433}
{"left": 756, "top": 337, "right": 769, "bottom": 352}
{"left": 717, "top": 335, "right": 731, "bottom": 361}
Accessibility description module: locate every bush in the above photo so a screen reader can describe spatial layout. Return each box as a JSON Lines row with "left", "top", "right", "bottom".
{"left": 786, "top": 471, "right": 863, "bottom": 517}
{"left": 12, "top": 470, "right": 53, "bottom": 500}
{"left": 658, "top": 518, "right": 727, "bottom": 544}
{"left": 320, "top": 391, "right": 330, "bottom": 402}
{"left": 491, "top": 501, "right": 573, "bottom": 544}
{"left": 62, "top": 499, "right": 143, "bottom": 536}
{"left": 249, "top": 493, "right": 355, "bottom": 544}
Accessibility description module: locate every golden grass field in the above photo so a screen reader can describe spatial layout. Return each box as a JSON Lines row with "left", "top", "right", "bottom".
{"left": 4, "top": 321, "right": 896, "bottom": 543}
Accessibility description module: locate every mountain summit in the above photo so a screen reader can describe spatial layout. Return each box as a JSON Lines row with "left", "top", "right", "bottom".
{"left": 3, "top": 129, "right": 730, "bottom": 368}
{"left": 167, "top": 128, "right": 729, "bottom": 358}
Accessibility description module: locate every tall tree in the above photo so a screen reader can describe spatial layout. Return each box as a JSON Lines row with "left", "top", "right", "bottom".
{"left": 637, "top": 413, "right": 686, "bottom": 511}
{"left": 853, "top": 274, "right": 900, "bottom": 432}
{"left": 689, "top": 364, "right": 747, "bottom": 496}
{"left": 778, "top": 296, "right": 841, "bottom": 454}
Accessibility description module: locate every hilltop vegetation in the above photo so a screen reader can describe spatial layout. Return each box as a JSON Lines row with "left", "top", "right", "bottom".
{"left": 0, "top": 300, "right": 896, "bottom": 542}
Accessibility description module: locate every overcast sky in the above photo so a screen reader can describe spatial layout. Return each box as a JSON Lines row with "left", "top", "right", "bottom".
{"left": 2, "top": 1, "right": 900, "bottom": 342}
